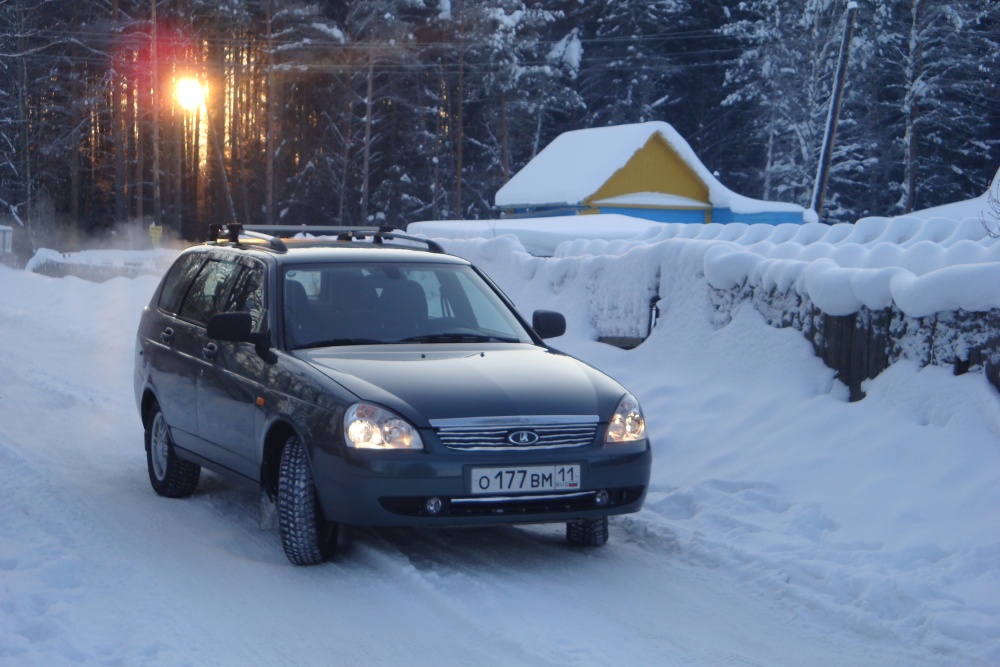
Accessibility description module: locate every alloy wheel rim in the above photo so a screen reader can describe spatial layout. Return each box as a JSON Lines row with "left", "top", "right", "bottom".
{"left": 151, "top": 413, "right": 169, "bottom": 481}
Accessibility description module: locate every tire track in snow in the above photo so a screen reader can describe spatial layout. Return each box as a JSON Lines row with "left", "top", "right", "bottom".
{"left": 618, "top": 482, "right": 999, "bottom": 665}
{"left": 340, "top": 527, "right": 572, "bottom": 667}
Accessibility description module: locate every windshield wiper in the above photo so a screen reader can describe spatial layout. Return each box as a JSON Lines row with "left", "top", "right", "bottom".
{"left": 397, "top": 333, "right": 521, "bottom": 344}
{"left": 297, "top": 338, "right": 385, "bottom": 349}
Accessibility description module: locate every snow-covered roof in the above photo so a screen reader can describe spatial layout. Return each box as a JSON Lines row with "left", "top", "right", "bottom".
{"left": 495, "top": 121, "right": 808, "bottom": 216}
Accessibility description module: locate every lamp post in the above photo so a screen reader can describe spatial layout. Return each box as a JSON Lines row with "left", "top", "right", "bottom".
{"left": 176, "top": 77, "right": 237, "bottom": 227}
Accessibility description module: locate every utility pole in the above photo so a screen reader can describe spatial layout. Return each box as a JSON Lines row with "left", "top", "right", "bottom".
{"left": 811, "top": 1, "right": 858, "bottom": 222}
{"left": 151, "top": 0, "right": 162, "bottom": 227}
{"left": 361, "top": 34, "right": 375, "bottom": 222}
{"left": 265, "top": 0, "right": 276, "bottom": 226}
{"left": 205, "top": 102, "right": 238, "bottom": 227}
{"left": 455, "top": 0, "right": 464, "bottom": 216}
{"left": 112, "top": 0, "right": 127, "bottom": 224}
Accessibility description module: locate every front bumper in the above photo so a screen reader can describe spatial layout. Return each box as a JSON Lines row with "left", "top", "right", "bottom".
{"left": 310, "top": 441, "right": 652, "bottom": 527}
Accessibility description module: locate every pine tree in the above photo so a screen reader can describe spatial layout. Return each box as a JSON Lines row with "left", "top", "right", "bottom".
{"left": 863, "top": 0, "right": 1000, "bottom": 213}
{"left": 456, "top": 2, "right": 584, "bottom": 217}
{"left": 721, "top": 0, "right": 864, "bottom": 218}
{"left": 576, "top": 0, "right": 690, "bottom": 128}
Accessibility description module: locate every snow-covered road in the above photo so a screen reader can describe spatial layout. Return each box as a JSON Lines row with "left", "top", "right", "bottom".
{"left": 1, "top": 260, "right": 996, "bottom": 665}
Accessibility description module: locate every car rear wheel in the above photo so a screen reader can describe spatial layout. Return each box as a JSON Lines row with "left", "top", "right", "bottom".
{"left": 566, "top": 516, "right": 609, "bottom": 547}
{"left": 145, "top": 403, "right": 201, "bottom": 498}
{"left": 278, "top": 435, "right": 338, "bottom": 565}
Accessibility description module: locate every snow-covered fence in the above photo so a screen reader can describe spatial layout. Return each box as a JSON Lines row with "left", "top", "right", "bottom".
{"left": 420, "top": 216, "right": 1000, "bottom": 402}
{"left": 696, "top": 218, "right": 1000, "bottom": 399}
{"left": 25, "top": 248, "right": 176, "bottom": 283}
{"left": 712, "top": 284, "right": 1000, "bottom": 400}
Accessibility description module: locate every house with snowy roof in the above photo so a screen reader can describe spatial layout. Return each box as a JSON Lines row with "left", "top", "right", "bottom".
{"left": 495, "top": 121, "right": 815, "bottom": 225}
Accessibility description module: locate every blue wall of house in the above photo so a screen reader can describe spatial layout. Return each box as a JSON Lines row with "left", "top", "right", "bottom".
{"left": 710, "top": 209, "right": 805, "bottom": 225}
{"left": 500, "top": 206, "right": 585, "bottom": 218}
{"left": 500, "top": 205, "right": 806, "bottom": 225}
{"left": 595, "top": 206, "right": 806, "bottom": 225}
{"left": 596, "top": 206, "right": 708, "bottom": 223}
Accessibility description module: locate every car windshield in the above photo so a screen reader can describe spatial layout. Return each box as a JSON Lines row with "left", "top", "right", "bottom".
{"left": 282, "top": 263, "right": 534, "bottom": 349}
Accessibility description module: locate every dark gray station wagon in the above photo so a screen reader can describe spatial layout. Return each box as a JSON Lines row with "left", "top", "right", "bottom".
{"left": 134, "top": 225, "right": 651, "bottom": 565}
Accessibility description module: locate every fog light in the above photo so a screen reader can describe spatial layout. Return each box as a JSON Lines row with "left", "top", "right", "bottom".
{"left": 425, "top": 497, "right": 443, "bottom": 515}
{"left": 595, "top": 489, "right": 610, "bottom": 506}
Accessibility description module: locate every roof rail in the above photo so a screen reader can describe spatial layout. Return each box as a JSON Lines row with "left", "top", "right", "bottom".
{"left": 208, "top": 223, "right": 287, "bottom": 252}
{"left": 208, "top": 223, "right": 445, "bottom": 254}
{"left": 378, "top": 230, "right": 446, "bottom": 254}
{"left": 245, "top": 225, "right": 382, "bottom": 240}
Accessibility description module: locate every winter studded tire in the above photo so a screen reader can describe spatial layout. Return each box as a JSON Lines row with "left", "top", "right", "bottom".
{"left": 278, "top": 435, "right": 338, "bottom": 566}
{"left": 145, "top": 403, "right": 201, "bottom": 498}
{"left": 566, "top": 516, "right": 609, "bottom": 547}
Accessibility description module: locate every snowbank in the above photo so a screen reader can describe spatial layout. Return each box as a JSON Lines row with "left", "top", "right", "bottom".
{"left": 25, "top": 247, "right": 176, "bottom": 282}
{"left": 412, "top": 215, "right": 1000, "bottom": 319}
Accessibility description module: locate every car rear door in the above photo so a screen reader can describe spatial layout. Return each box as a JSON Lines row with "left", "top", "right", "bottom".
{"left": 161, "top": 254, "right": 242, "bottom": 462}
{"left": 142, "top": 252, "right": 206, "bottom": 439}
{"left": 196, "top": 258, "right": 268, "bottom": 480}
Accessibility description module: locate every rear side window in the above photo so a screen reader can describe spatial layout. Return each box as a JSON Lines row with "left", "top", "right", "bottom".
{"left": 177, "top": 258, "right": 240, "bottom": 326}
{"left": 158, "top": 254, "right": 204, "bottom": 315}
{"left": 223, "top": 264, "right": 266, "bottom": 331}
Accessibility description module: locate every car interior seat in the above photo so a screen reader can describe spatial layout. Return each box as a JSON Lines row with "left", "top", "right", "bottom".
{"left": 378, "top": 278, "right": 428, "bottom": 341}
{"left": 284, "top": 279, "right": 314, "bottom": 348}
{"left": 327, "top": 271, "right": 379, "bottom": 341}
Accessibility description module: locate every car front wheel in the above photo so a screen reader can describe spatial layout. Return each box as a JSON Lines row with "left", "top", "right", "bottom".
{"left": 145, "top": 403, "right": 201, "bottom": 498}
{"left": 566, "top": 516, "right": 609, "bottom": 547}
{"left": 278, "top": 435, "right": 338, "bottom": 565}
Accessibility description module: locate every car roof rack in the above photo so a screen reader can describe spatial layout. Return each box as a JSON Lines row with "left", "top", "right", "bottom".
{"left": 207, "top": 223, "right": 445, "bottom": 254}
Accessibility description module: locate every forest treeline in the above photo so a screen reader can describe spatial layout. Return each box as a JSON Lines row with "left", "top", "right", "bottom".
{"left": 1, "top": 0, "right": 997, "bottom": 246}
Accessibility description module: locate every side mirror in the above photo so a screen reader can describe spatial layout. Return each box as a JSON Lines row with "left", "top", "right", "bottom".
{"left": 207, "top": 312, "right": 267, "bottom": 347}
{"left": 532, "top": 310, "right": 566, "bottom": 340}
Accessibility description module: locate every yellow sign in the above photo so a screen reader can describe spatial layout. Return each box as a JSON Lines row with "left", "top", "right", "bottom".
{"left": 150, "top": 225, "right": 163, "bottom": 247}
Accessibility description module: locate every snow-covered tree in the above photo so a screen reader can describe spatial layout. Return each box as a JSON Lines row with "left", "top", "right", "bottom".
{"left": 981, "top": 167, "right": 1000, "bottom": 237}
{"left": 576, "top": 0, "right": 690, "bottom": 128}
{"left": 2, "top": 0, "right": 995, "bottom": 237}
{"left": 721, "top": 0, "right": 867, "bottom": 219}
{"left": 458, "top": 2, "right": 584, "bottom": 216}
{"left": 862, "top": 0, "right": 1000, "bottom": 213}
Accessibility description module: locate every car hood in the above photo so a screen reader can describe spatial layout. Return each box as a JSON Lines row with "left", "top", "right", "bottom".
{"left": 296, "top": 344, "right": 624, "bottom": 425}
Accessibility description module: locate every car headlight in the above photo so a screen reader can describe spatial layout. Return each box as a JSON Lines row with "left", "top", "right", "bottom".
{"left": 605, "top": 394, "right": 646, "bottom": 444}
{"left": 344, "top": 403, "right": 424, "bottom": 450}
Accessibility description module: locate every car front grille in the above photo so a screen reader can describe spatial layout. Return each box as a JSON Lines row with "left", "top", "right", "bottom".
{"left": 433, "top": 418, "right": 599, "bottom": 451}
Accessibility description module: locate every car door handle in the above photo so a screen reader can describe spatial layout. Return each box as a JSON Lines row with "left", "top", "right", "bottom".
{"left": 202, "top": 342, "right": 219, "bottom": 361}
{"left": 160, "top": 327, "right": 175, "bottom": 344}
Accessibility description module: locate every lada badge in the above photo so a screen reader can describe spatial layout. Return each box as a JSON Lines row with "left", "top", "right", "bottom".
{"left": 507, "top": 430, "right": 540, "bottom": 445}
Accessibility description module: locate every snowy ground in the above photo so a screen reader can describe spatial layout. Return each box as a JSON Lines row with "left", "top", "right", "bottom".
{"left": 2, "top": 219, "right": 999, "bottom": 664}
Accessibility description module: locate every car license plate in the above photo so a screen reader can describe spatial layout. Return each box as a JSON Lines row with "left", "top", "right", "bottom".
{"left": 470, "top": 464, "right": 581, "bottom": 495}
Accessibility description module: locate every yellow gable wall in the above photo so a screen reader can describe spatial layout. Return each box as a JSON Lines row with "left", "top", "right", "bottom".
{"left": 585, "top": 133, "right": 710, "bottom": 205}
